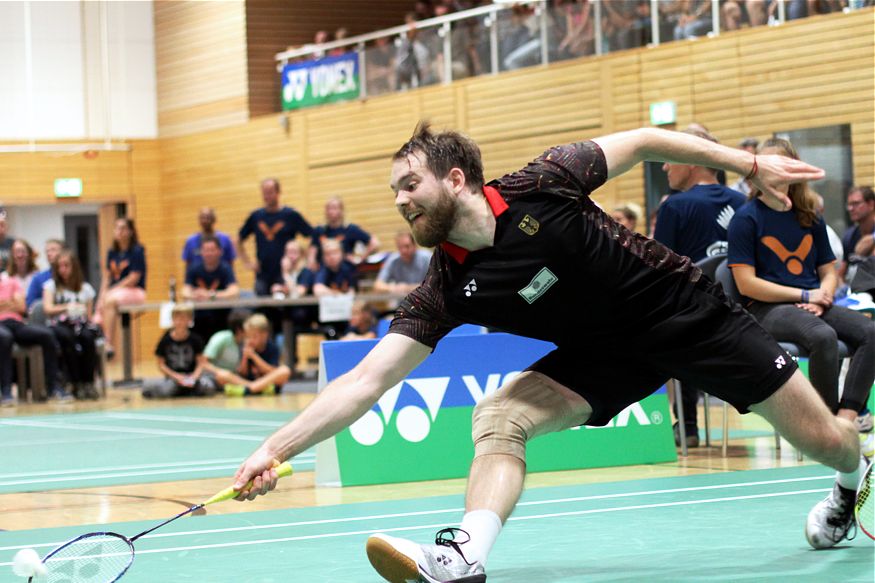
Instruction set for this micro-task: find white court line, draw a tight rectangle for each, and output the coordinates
[0,474,832,553]
[104,412,287,427]
[0,455,316,480]
[0,419,266,442]
[0,487,831,563]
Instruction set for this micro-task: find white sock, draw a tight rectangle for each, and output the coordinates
[458,509,502,567]
[836,457,866,491]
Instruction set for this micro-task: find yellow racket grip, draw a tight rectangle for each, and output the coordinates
[203,461,294,506]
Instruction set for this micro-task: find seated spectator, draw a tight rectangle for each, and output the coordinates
[308,197,379,269]
[366,36,397,96]
[217,313,291,396]
[396,13,432,89]
[181,235,240,342]
[0,271,68,405]
[728,137,875,427]
[373,231,432,294]
[7,239,39,293]
[0,211,12,272]
[340,301,378,340]
[502,4,542,70]
[272,240,315,298]
[95,218,147,360]
[42,250,100,400]
[838,185,874,285]
[204,308,251,374]
[26,239,65,311]
[730,138,759,196]
[313,239,358,297]
[610,204,640,232]
[673,0,712,39]
[181,207,236,269]
[142,303,215,399]
[328,27,348,57]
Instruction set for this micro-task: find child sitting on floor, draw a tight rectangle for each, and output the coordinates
[216,313,291,396]
[143,303,216,398]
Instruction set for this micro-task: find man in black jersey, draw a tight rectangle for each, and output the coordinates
[230,124,866,582]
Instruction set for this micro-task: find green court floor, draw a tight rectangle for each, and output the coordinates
[1,466,871,582]
[0,407,313,494]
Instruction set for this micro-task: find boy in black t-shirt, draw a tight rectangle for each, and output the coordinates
[142,304,216,398]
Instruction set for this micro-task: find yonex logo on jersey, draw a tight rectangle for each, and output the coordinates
[775,355,787,369]
[519,214,540,235]
[518,267,558,304]
[464,279,478,297]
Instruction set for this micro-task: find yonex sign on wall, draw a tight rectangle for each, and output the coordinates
[281,52,359,111]
[316,333,676,487]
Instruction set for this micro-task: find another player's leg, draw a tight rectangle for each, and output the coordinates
[367,371,592,583]
[749,369,865,548]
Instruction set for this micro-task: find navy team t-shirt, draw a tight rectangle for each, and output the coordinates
[106,245,147,290]
[728,198,835,290]
[239,207,312,284]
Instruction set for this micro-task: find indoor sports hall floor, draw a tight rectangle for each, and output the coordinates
[1,377,872,582]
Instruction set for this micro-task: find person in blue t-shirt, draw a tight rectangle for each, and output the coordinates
[313,239,358,296]
[95,218,147,359]
[26,239,65,310]
[728,138,874,428]
[307,197,379,269]
[654,128,746,263]
[182,235,240,343]
[181,207,236,269]
[238,178,313,296]
[214,313,291,396]
[838,185,874,285]
[653,128,746,445]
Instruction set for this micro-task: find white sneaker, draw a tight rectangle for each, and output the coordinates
[366,529,486,583]
[856,412,873,433]
[805,482,856,549]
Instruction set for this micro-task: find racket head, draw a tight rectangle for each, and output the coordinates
[856,460,874,541]
[29,532,135,583]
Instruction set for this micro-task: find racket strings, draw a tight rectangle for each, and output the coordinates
[43,535,133,583]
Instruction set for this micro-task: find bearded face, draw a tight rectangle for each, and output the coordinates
[408,183,458,247]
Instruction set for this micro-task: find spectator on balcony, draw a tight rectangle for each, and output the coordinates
[397,13,433,89]
[673,0,712,39]
[181,207,236,269]
[328,27,349,57]
[557,0,595,58]
[366,36,397,95]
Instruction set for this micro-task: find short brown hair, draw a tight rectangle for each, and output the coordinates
[393,122,485,191]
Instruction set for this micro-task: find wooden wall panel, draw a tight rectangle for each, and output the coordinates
[246,0,413,117]
[117,7,875,369]
[154,1,249,138]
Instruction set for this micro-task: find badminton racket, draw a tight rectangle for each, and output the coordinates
[26,461,293,583]
[856,459,874,541]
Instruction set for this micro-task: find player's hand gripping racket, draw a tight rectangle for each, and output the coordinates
[23,461,293,583]
[856,459,874,541]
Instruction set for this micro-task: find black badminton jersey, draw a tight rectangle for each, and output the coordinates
[389,141,705,349]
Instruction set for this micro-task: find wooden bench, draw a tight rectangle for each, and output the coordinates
[11,344,46,402]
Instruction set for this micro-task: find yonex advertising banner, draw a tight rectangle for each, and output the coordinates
[316,333,676,487]
[281,52,359,111]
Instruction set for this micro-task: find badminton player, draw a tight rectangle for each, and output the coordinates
[232,124,867,583]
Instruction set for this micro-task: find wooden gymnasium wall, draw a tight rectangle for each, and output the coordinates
[154,1,250,138]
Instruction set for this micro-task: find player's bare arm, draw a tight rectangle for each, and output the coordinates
[233,332,431,499]
[592,128,824,211]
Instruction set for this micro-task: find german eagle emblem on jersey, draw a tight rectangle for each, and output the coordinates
[518,214,539,236]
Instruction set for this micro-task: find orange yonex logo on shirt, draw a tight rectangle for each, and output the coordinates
[109,259,129,280]
[761,234,812,276]
[257,221,285,241]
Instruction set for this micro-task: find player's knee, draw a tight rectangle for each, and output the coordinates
[471,390,528,463]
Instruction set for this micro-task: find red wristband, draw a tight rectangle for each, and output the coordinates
[745,156,758,180]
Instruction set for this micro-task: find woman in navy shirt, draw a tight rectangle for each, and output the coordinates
[728,138,874,421]
[95,218,147,359]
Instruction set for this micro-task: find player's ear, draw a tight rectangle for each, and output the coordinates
[447,167,466,195]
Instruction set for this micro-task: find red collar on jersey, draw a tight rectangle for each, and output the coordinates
[440,185,508,264]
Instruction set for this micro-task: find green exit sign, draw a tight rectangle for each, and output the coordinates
[55,178,82,198]
[649,101,677,126]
